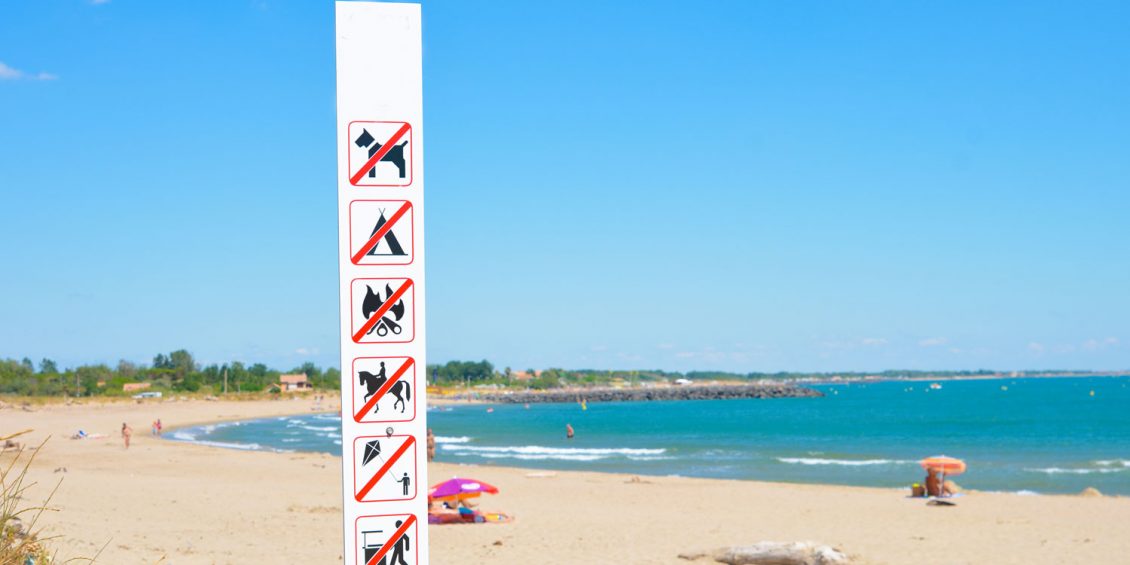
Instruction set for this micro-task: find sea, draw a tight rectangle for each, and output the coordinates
[168,376,1130,495]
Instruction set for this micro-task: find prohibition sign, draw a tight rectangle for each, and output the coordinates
[350,200,414,265]
[351,278,415,344]
[349,121,413,187]
[353,357,416,423]
[354,434,417,502]
[356,514,418,565]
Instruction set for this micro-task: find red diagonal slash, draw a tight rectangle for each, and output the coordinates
[352,279,413,343]
[356,436,416,501]
[364,514,417,565]
[351,201,412,264]
[350,123,411,185]
[354,358,415,422]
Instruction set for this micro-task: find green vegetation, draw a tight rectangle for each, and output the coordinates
[0,351,339,397]
[0,352,1118,398]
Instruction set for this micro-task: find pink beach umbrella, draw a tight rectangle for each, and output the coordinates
[428,477,499,501]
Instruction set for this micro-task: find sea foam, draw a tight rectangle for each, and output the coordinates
[777,457,912,466]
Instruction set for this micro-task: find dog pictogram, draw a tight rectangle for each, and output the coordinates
[348,122,413,187]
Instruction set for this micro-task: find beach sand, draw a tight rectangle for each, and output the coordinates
[2,399,1128,564]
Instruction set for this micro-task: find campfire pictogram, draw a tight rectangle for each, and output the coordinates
[362,283,406,336]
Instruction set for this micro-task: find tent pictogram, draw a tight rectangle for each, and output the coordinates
[355,513,418,565]
[349,200,414,266]
[348,121,413,187]
[353,357,417,424]
[350,278,415,344]
[353,434,418,502]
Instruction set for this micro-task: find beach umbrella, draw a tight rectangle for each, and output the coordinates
[919,455,966,476]
[429,477,499,501]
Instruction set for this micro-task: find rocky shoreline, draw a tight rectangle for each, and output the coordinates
[467,383,824,404]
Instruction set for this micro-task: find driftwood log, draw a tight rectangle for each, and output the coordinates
[679,542,852,565]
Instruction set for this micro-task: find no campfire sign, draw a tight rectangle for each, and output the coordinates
[336,3,428,564]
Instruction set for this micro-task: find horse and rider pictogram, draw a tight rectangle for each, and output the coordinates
[352,357,417,424]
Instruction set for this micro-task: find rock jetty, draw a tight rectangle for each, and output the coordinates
[471,384,823,404]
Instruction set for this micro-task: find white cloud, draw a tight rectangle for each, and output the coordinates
[1027,342,1045,353]
[294,347,319,356]
[0,62,22,80]
[918,337,948,347]
[90,0,111,5]
[0,62,58,81]
[861,337,888,346]
[1082,337,1119,352]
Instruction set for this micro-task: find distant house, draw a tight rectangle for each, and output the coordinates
[674,378,693,386]
[511,370,540,381]
[278,373,312,392]
[123,382,151,392]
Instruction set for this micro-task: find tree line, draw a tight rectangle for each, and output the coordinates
[0,351,1074,397]
[0,350,340,396]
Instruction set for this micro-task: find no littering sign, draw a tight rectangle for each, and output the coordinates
[356,513,418,565]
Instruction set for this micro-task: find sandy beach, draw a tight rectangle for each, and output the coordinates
[2,399,1128,564]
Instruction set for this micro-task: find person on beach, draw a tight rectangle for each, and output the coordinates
[156,419,162,437]
[925,470,954,497]
[121,422,133,449]
[426,428,435,462]
[566,423,574,439]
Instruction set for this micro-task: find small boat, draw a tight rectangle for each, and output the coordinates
[929,383,942,390]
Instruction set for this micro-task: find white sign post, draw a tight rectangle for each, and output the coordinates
[336,3,428,564]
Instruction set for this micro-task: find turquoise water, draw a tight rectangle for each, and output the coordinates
[170,376,1130,495]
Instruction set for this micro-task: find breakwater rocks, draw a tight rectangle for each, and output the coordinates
[472,384,824,404]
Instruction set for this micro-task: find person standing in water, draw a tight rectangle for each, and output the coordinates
[565,423,574,439]
[426,428,436,462]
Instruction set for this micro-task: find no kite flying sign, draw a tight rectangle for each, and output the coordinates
[336,3,428,564]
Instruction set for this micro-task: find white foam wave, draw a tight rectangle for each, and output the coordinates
[1025,467,1126,475]
[293,425,338,432]
[171,431,196,441]
[474,452,607,462]
[777,457,911,466]
[442,445,666,457]
[434,436,471,444]
[1094,460,1130,467]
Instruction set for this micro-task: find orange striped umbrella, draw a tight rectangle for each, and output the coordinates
[919,455,966,476]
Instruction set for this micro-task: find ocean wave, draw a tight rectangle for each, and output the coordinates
[1024,467,1126,475]
[777,457,911,466]
[1094,460,1130,468]
[441,444,666,457]
[434,436,471,444]
[171,431,196,441]
[473,453,607,462]
[291,424,338,432]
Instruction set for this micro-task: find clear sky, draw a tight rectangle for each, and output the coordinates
[1,1,1127,373]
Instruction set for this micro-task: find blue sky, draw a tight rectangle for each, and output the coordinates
[1,0,1127,373]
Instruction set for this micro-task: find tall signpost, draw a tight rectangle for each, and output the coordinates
[336,3,428,564]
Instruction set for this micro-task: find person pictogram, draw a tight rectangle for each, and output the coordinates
[388,520,410,565]
[397,472,411,496]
